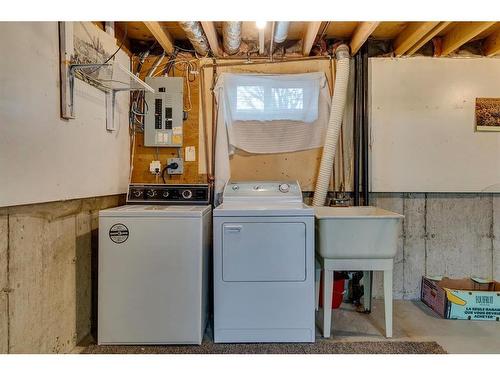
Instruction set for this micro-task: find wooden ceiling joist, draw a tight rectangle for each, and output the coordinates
[404,22,451,56]
[200,21,221,56]
[483,28,500,56]
[350,22,380,55]
[302,21,322,56]
[393,22,440,56]
[143,21,174,54]
[440,22,496,56]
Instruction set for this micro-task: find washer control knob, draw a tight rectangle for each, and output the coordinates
[182,189,193,199]
[279,183,290,193]
[232,185,239,191]
[146,189,156,198]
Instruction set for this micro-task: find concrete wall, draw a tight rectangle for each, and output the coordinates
[370,193,500,299]
[0,195,124,353]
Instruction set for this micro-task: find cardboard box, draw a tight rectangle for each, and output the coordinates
[421,276,500,321]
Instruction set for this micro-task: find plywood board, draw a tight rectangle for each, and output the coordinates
[370,57,500,193]
[199,58,354,192]
[130,56,206,184]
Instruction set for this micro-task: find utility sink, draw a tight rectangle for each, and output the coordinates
[315,206,404,259]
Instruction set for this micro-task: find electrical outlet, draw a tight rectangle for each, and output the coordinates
[167,157,183,174]
[149,160,161,175]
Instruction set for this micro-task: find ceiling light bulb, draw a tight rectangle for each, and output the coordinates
[256,21,267,30]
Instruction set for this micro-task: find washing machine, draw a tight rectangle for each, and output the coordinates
[98,184,211,345]
[213,181,315,343]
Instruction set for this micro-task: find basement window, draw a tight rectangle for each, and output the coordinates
[222,73,323,123]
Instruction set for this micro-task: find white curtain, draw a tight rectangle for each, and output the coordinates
[214,72,331,202]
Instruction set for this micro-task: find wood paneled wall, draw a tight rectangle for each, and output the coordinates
[130,56,207,184]
[199,58,353,192]
[132,56,353,192]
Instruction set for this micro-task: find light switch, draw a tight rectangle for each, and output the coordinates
[185,146,196,162]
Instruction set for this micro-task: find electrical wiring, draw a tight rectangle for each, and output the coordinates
[88,24,129,76]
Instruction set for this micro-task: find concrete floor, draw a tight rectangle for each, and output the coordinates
[325,300,500,354]
[74,300,500,354]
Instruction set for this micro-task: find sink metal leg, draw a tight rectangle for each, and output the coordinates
[363,271,373,312]
[315,261,321,311]
[323,269,334,338]
[383,269,393,338]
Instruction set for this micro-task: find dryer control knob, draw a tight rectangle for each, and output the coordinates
[182,190,193,199]
[279,183,290,193]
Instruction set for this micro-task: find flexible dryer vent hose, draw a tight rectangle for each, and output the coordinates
[312,44,351,206]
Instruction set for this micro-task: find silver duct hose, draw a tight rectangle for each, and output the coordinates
[312,44,351,206]
[273,21,289,43]
[222,21,242,55]
[178,21,210,55]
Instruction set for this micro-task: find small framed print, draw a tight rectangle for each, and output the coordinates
[476,98,500,132]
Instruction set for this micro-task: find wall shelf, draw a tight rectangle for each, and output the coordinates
[68,61,154,131]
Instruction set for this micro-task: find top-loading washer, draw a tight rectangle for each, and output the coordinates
[213,181,315,343]
[98,184,211,345]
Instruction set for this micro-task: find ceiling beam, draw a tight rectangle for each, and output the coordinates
[483,28,500,56]
[200,21,221,57]
[393,22,440,56]
[404,22,452,56]
[143,21,174,54]
[302,21,322,56]
[350,22,380,55]
[440,22,496,56]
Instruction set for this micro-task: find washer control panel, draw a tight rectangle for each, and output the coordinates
[127,184,210,204]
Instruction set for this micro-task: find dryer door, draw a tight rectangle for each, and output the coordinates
[222,221,306,282]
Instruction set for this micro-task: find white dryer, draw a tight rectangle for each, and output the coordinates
[213,181,315,343]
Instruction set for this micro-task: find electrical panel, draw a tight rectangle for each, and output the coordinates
[144,77,184,147]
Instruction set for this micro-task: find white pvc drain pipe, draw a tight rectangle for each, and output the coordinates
[312,44,351,206]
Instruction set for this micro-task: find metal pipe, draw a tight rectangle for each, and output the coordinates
[258,28,265,55]
[273,21,289,43]
[200,55,331,69]
[361,44,369,206]
[178,21,210,55]
[353,52,361,206]
[270,22,276,61]
[222,21,242,55]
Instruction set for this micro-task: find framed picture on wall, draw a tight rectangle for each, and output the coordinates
[475,98,500,132]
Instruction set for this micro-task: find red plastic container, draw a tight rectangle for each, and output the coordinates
[319,271,346,309]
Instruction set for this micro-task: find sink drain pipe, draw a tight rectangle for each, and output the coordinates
[312,44,351,206]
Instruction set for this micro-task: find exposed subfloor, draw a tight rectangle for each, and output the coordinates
[74,300,500,354]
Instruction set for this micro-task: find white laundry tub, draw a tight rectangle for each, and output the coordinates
[315,206,403,259]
